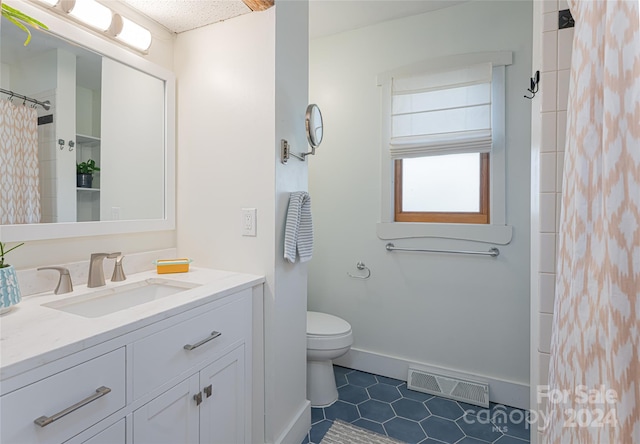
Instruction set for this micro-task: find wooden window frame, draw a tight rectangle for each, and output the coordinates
[394,153,490,224]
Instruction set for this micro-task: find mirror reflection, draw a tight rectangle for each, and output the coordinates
[0,21,166,225]
[305,103,323,148]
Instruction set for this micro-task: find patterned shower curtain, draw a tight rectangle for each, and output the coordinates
[544,0,639,443]
[0,99,41,224]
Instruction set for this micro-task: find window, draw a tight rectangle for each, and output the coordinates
[377,52,512,243]
[395,153,490,223]
[390,62,494,224]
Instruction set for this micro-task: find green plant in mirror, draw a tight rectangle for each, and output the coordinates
[0,242,24,268]
[1,3,48,46]
[77,159,101,175]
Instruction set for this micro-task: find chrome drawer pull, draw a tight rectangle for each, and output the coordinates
[183,331,222,351]
[34,386,111,427]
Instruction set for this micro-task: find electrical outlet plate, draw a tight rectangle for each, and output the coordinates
[241,208,257,236]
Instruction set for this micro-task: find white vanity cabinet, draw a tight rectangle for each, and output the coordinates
[132,290,251,444]
[81,419,126,444]
[0,278,261,444]
[133,346,246,444]
[131,290,251,400]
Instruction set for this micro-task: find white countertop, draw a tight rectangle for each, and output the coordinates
[0,267,264,381]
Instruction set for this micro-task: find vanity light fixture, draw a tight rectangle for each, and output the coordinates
[28,0,153,54]
[60,0,112,32]
[110,14,152,52]
[34,0,60,6]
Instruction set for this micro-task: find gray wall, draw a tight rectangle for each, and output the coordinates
[309,0,533,404]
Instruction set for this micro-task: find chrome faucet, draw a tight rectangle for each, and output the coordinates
[37,266,73,295]
[87,252,121,288]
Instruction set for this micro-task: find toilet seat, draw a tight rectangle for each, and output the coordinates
[307,311,351,336]
[307,311,353,350]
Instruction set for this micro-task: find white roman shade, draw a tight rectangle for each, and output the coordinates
[390,62,493,159]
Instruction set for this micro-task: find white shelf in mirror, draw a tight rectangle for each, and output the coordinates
[76,134,101,147]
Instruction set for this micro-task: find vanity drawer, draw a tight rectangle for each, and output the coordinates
[1,348,126,444]
[132,289,251,399]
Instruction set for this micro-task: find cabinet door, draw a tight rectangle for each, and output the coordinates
[133,375,199,444]
[80,419,125,444]
[199,346,246,444]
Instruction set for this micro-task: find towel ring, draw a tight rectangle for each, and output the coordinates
[347,262,371,280]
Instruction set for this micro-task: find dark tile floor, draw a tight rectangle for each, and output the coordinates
[302,366,531,444]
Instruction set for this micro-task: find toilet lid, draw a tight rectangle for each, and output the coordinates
[307,311,352,336]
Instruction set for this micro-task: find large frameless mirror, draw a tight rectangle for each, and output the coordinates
[0,1,175,241]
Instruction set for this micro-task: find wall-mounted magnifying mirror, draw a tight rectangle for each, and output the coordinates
[305,104,323,150]
[280,104,324,164]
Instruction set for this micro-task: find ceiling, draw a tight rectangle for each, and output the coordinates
[120,0,465,38]
[121,0,252,34]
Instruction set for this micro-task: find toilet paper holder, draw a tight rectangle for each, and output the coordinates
[347,262,371,280]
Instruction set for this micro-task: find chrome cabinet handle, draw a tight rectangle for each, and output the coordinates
[183,331,222,351]
[204,384,213,398]
[34,386,111,427]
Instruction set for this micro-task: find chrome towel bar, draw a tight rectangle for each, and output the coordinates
[385,243,499,257]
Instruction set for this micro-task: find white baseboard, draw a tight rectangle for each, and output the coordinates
[335,348,530,410]
[273,400,311,444]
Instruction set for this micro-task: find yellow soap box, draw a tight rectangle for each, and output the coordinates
[154,258,193,274]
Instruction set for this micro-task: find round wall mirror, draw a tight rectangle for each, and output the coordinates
[305,104,323,148]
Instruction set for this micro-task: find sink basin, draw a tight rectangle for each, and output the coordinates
[43,278,201,318]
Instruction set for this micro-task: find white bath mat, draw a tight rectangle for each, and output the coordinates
[320,420,405,444]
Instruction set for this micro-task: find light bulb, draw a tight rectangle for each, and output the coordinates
[36,0,60,6]
[66,0,112,31]
[113,15,152,52]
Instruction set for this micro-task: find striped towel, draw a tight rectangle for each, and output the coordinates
[284,191,313,263]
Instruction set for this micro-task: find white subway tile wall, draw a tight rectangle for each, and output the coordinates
[556,69,570,111]
[542,31,558,71]
[536,3,573,401]
[556,152,565,192]
[538,313,554,354]
[543,0,559,14]
[541,112,557,152]
[558,0,570,12]
[556,111,567,151]
[557,28,574,70]
[540,71,558,112]
[539,152,557,193]
[540,193,556,233]
[539,273,556,314]
[539,233,557,274]
[543,12,558,32]
[34,90,56,223]
[556,192,562,232]
[538,353,551,386]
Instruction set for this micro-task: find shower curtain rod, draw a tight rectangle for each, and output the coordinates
[0,88,51,111]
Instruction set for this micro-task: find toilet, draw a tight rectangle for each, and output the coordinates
[306,311,354,407]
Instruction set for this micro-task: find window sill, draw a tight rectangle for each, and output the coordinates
[376,222,513,245]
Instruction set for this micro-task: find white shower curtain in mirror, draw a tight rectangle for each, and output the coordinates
[545,0,639,443]
[0,99,41,224]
